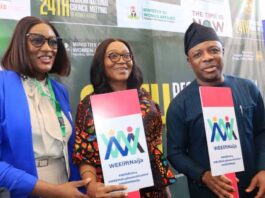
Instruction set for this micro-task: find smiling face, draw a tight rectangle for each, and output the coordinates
[187,40,224,86]
[26,23,58,80]
[104,41,133,89]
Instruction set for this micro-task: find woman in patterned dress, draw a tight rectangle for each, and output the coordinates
[73,38,176,198]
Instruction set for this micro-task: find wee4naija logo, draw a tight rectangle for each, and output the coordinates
[101,126,145,160]
[207,116,238,142]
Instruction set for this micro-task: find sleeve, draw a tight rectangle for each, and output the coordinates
[166,99,206,183]
[0,162,37,196]
[62,85,71,111]
[253,90,265,171]
[0,73,3,160]
[0,73,37,196]
[153,103,163,146]
[140,88,162,146]
[72,96,100,167]
[141,92,176,186]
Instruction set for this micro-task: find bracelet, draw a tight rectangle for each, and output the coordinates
[80,169,97,178]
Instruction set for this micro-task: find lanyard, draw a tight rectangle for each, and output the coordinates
[34,77,66,138]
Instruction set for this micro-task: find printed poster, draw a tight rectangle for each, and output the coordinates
[181,0,233,37]
[0,0,30,20]
[31,0,117,25]
[116,0,187,32]
[199,86,244,176]
[260,0,265,46]
[116,0,232,36]
[90,89,153,192]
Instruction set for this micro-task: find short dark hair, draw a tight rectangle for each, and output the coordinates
[1,16,70,77]
[90,38,143,94]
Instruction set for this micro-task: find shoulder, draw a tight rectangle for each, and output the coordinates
[49,78,71,99]
[138,88,159,106]
[50,78,66,90]
[77,92,94,110]
[167,80,200,117]
[170,80,198,104]
[81,92,94,103]
[139,87,151,100]
[225,75,254,86]
[0,70,18,79]
[0,70,20,87]
[225,75,256,86]
[0,70,14,75]
[225,75,260,94]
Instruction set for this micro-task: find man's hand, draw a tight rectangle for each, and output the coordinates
[201,171,236,198]
[246,170,265,198]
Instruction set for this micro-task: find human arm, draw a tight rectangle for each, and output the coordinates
[0,161,37,196]
[201,171,237,198]
[166,97,237,196]
[31,178,91,198]
[245,170,265,198]
[0,86,37,196]
[73,97,127,198]
[246,88,265,197]
[253,89,265,171]
[0,135,89,197]
[166,99,207,183]
[0,161,90,198]
[165,186,171,198]
[151,103,163,146]
[139,89,163,146]
[79,163,127,198]
[140,88,176,187]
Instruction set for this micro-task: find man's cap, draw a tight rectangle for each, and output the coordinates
[184,22,221,55]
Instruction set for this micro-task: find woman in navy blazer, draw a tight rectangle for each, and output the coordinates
[0,16,90,198]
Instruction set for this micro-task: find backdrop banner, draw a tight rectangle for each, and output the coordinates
[1,1,265,197]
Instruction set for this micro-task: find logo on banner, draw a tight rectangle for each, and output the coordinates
[101,126,145,160]
[207,116,238,142]
[128,5,140,19]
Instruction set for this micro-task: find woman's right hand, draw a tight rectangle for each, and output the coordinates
[53,179,91,198]
[32,178,91,198]
[87,181,128,198]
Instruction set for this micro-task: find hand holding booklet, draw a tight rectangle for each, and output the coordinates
[200,86,244,198]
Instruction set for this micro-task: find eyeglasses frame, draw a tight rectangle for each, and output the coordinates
[106,52,133,63]
[25,33,62,49]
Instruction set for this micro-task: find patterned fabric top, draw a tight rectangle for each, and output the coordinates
[73,88,176,197]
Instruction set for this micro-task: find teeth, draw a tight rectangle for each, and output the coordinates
[39,56,52,63]
[40,56,50,59]
[40,55,51,59]
[115,67,127,70]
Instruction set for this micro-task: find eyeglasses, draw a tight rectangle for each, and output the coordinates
[106,53,133,63]
[26,33,62,49]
